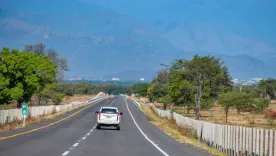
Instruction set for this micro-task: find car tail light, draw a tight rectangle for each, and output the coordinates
[98,112,101,120]
[116,112,119,121]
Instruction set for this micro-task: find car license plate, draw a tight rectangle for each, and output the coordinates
[106,115,111,118]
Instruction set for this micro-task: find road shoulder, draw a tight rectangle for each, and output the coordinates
[127,98,225,156]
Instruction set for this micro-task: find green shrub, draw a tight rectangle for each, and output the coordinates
[254,98,270,113]
[51,93,65,105]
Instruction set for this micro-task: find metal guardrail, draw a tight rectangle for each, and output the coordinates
[85,96,105,105]
[131,98,141,108]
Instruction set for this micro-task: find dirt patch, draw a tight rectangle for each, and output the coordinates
[60,94,96,105]
[0,95,97,110]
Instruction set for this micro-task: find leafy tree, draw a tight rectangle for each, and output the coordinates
[102,84,117,95]
[25,43,69,80]
[168,55,232,119]
[235,93,254,113]
[47,48,69,80]
[74,82,90,94]
[25,43,46,56]
[147,84,156,103]
[218,92,236,123]
[259,79,276,99]
[0,47,57,108]
[125,86,134,96]
[147,69,169,108]
[168,79,194,105]
[167,59,194,110]
[254,98,270,113]
[132,83,149,97]
[160,94,171,110]
[219,92,254,122]
[38,83,65,105]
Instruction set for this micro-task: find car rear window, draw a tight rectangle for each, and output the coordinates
[101,108,117,114]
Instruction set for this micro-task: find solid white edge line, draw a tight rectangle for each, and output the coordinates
[123,98,170,156]
[62,151,70,156]
[73,143,79,147]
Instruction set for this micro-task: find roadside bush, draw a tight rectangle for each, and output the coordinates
[201,98,215,110]
[51,93,65,105]
[254,98,270,113]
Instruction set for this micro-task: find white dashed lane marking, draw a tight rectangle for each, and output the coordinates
[62,151,70,156]
[109,98,117,106]
[61,99,114,155]
[60,124,96,156]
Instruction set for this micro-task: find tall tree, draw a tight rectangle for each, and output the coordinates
[259,79,276,99]
[47,48,69,80]
[0,47,58,108]
[218,92,236,123]
[132,83,149,97]
[167,60,194,108]
[147,69,170,109]
[25,43,69,80]
[219,92,254,122]
[25,43,46,56]
[168,55,232,119]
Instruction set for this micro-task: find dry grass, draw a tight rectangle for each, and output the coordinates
[0,95,97,110]
[140,103,226,156]
[60,94,96,104]
[151,100,276,130]
[0,104,17,110]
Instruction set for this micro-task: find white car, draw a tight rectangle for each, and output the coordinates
[95,107,123,130]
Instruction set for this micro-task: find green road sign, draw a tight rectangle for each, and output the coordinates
[21,104,28,116]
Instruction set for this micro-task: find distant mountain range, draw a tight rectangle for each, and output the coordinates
[0,0,276,80]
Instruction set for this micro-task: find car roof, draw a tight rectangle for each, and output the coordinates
[100,107,118,109]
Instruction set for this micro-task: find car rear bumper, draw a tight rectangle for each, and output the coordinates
[97,120,120,125]
[98,123,119,127]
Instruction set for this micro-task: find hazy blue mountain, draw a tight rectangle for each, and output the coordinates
[0,7,189,78]
[0,0,276,80]
[82,0,276,41]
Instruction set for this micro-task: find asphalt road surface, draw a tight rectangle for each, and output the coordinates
[0,97,211,156]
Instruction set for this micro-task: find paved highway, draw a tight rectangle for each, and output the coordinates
[0,97,210,156]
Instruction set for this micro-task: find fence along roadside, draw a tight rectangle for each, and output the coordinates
[134,99,275,156]
[0,93,105,124]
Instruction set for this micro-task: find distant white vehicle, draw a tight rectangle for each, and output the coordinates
[95,107,123,130]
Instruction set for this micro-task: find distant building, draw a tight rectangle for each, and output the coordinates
[64,77,81,81]
[140,78,145,81]
[232,79,239,84]
[112,78,120,81]
[251,78,263,81]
